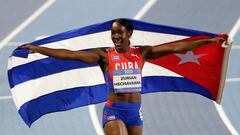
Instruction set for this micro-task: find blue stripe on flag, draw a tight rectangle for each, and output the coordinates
[131,20,216,37]
[18,84,107,127]
[142,76,213,100]
[8,58,97,88]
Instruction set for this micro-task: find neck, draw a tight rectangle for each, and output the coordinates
[115,41,130,53]
[115,46,130,53]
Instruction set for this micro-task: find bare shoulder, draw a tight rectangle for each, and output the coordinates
[133,45,152,51]
[138,45,153,59]
[94,47,109,64]
[94,47,108,57]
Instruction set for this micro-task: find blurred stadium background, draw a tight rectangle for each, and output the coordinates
[0,0,239,135]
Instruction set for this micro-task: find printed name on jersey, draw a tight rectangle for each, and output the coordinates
[114,81,141,86]
[113,69,142,93]
[121,76,137,80]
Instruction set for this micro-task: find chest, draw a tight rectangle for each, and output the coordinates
[108,48,142,70]
[107,48,142,80]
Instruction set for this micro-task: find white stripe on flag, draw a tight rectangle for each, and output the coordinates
[8,31,187,70]
[143,62,182,77]
[12,66,105,109]
[132,30,187,45]
[8,55,48,70]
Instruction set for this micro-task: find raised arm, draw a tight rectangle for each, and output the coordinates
[141,37,226,60]
[20,44,106,64]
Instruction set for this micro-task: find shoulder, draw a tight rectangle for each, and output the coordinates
[131,45,152,50]
[92,47,109,53]
[93,47,110,60]
[104,47,114,52]
[132,45,153,60]
[132,45,152,54]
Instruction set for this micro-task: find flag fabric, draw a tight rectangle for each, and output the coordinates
[7,19,230,127]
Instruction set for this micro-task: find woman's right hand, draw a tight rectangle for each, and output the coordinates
[19,44,38,53]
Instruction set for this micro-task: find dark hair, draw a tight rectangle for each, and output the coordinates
[113,18,134,32]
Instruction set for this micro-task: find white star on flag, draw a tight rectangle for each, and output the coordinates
[175,51,206,65]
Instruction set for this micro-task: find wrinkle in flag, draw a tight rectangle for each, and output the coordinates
[7,19,230,127]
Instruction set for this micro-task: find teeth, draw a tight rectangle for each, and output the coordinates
[115,42,121,45]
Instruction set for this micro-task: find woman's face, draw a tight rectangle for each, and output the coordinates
[111,22,132,52]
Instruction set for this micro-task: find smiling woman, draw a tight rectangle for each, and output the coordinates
[111,19,133,52]
[18,18,226,135]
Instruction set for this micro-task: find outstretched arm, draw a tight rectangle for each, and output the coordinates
[141,37,226,60]
[20,44,106,64]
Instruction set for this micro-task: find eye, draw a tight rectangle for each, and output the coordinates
[111,30,123,36]
[118,31,123,35]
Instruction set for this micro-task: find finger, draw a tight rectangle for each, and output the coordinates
[226,38,233,45]
[18,44,28,49]
[219,37,226,42]
[18,46,26,49]
[29,50,34,53]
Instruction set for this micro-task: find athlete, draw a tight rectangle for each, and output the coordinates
[20,19,226,135]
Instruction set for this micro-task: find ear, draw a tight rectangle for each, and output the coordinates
[128,31,133,37]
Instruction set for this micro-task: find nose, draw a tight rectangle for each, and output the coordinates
[113,34,121,41]
[113,32,121,38]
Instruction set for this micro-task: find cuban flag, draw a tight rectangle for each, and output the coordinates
[7,19,230,127]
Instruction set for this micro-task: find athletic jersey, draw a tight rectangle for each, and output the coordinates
[104,47,143,93]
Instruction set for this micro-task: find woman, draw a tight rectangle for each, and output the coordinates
[21,19,225,135]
